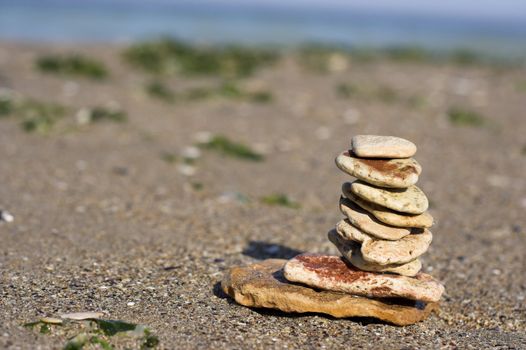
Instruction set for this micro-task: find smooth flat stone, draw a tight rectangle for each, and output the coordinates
[350,180,428,214]
[335,218,371,242]
[343,183,434,228]
[351,135,417,158]
[60,312,104,320]
[40,317,63,325]
[335,151,421,188]
[336,220,433,265]
[339,196,412,240]
[284,254,444,303]
[221,258,438,326]
[329,230,422,276]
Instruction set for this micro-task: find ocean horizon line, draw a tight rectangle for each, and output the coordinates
[1,1,525,58]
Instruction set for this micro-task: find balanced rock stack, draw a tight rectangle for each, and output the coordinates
[222,135,444,326]
[329,135,435,276]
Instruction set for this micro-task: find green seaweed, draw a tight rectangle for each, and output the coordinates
[160,152,178,164]
[145,80,176,102]
[160,152,197,164]
[0,95,14,116]
[87,107,127,123]
[0,94,127,132]
[376,86,399,103]
[448,107,487,127]
[407,95,428,109]
[450,49,480,65]
[336,83,360,98]
[142,329,160,349]
[198,135,263,161]
[191,182,204,191]
[36,54,108,79]
[17,99,65,134]
[123,38,277,77]
[383,46,430,62]
[39,324,51,334]
[1,96,64,133]
[261,194,300,209]
[23,321,41,329]
[88,336,113,350]
[336,83,400,103]
[297,44,516,67]
[183,82,272,103]
[92,319,137,336]
[296,44,349,72]
[250,91,273,103]
[63,333,89,350]
[516,81,526,92]
[24,317,159,349]
[185,87,214,101]
[142,78,272,104]
[217,81,243,98]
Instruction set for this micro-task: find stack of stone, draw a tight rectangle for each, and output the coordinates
[283,136,444,312]
[222,135,444,326]
[331,135,434,277]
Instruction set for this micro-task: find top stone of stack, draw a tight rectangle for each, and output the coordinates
[351,135,417,158]
[336,135,421,188]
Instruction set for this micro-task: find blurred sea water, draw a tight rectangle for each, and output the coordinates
[0,0,525,58]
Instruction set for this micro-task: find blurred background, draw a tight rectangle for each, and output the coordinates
[1,0,526,56]
[1,1,526,348]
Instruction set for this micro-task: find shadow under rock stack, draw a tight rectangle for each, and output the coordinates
[222,135,444,326]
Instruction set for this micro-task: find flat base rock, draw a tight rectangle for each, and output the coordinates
[221,259,438,326]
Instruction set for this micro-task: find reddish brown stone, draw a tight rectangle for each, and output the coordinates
[295,254,374,283]
[285,253,444,302]
[336,151,422,188]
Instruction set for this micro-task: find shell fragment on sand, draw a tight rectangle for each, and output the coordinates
[335,151,421,188]
[221,258,438,326]
[343,183,433,228]
[339,196,413,240]
[329,230,422,276]
[351,135,417,158]
[60,312,104,320]
[336,219,433,265]
[40,317,63,325]
[284,254,444,303]
[350,180,428,214]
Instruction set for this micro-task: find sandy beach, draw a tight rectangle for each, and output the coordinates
[0,41,525,349]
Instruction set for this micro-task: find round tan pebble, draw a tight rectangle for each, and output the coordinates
[343,183,434,228]
[328,230,422,276]
[335,219,433,265]
[339,197,412,240]
[350,180,428,214]
[335,219,370,243]
[335,151,421,188]
[351,135,417,158]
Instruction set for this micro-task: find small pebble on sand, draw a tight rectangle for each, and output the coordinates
[0,210,14,223]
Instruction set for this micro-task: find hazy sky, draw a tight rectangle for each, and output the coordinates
[189,0,526,21]
[5,0,526,22]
